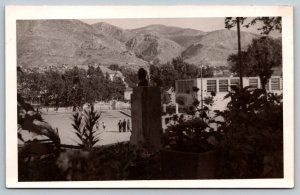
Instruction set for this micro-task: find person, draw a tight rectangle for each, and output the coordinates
[118,120,122,133]
[122,119,126,132]
[102,122,106,131]
[96,121,99,130]
[127,119,130,132]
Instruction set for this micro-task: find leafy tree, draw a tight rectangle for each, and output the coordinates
[225,17,282,87]
[227,36,282,90]
[44,69,65,109]
[110,77,126,100]
[121,67,139,88]
[149,65,162,87]
[160,62,179,89]
[216,86,283,178]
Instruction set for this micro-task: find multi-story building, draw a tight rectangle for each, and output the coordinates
[175,76,283,111]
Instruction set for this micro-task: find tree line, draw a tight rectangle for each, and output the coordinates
[17,58,213,110]
[17,65,126,110]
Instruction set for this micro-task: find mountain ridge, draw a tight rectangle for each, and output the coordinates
[17,19,266,71]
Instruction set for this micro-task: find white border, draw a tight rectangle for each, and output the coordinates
[5,5,294,188]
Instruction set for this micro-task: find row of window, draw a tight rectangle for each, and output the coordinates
[176,78,281,93]
[207,79,240,92]
[206,78,281,92]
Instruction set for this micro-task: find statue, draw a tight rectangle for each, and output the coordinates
[137,68,149,87]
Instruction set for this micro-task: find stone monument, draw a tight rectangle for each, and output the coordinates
[130,68,162,149]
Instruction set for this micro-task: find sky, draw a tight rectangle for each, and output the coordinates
[80,17,281,37]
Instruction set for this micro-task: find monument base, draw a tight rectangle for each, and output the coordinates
[130,87,162,149]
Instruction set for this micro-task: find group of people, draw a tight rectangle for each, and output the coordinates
[118,119,130,132]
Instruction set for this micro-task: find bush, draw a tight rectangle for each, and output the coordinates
[163,118,222,153]
[216,86,283,178]
[72,105,102,151]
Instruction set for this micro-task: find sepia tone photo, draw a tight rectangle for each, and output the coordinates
[6,6,294,188]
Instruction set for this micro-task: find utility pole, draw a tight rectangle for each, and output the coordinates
[236,17,243,88]
[200,64,203,109]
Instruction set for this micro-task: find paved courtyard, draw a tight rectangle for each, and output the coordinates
[42,110,131,146]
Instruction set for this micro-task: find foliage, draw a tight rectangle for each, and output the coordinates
[228,36,282,89]
[120,67,139,88]
[149,57,213,90]
[18,66,127,109]
[215,86,283,178]
[225,17,282,35]
[18,92,62,181]
[72,105,102,151]
[163,118,222,153]
[175,96,185,106]
[56,142,162,181]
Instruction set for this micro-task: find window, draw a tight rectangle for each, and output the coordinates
[230,79,240,86]
[207,80,217,92]
[249,78,258,88]
[219,79,229,92]
[176,80,195,93]
[230,79,240,90]
[271,78,280,90]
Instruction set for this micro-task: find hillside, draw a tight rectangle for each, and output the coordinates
[17,20,264,71]
[17,20,148,69]
[126,33,184,64]
[92,22,134,42]
[131,24,207,48]
[182,29,259,66]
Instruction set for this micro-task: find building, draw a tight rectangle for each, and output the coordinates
[99,66,125,82]
[124,87,133,101]
[175,76,283,111]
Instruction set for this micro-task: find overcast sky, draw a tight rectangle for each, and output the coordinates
[80,17,281,37]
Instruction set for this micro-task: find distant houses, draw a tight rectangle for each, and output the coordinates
[98,66,125,82]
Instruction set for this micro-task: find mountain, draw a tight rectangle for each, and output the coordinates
[126,33,184,64]
[131,24,207,48]
[92,22,134,42]
[17,20,262,71]
[17,20,148,69]
[182,29,259,66]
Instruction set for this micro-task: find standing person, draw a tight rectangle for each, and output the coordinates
[122,119,126,132]
[102,122,106,131]
[127,119,130,132]
[118,120,122,133]
[96,120,99,130]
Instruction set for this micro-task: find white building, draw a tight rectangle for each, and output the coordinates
[175,76,283,111]
[124,87,133,101]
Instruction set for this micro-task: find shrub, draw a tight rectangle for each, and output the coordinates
[163,118,222,153]
[72,105,102,151]
[216,86,283,178]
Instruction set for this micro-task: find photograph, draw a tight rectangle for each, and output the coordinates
[6,5,294,188]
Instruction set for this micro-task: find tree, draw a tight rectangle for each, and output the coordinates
[227,36,282,90]
[44,69,65,109]
[149,65,162,87]
[110,77,126,100]
[227,51,249,75]
[121,67,139,88]
[160,62,178,89]
[225,17,282,88]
